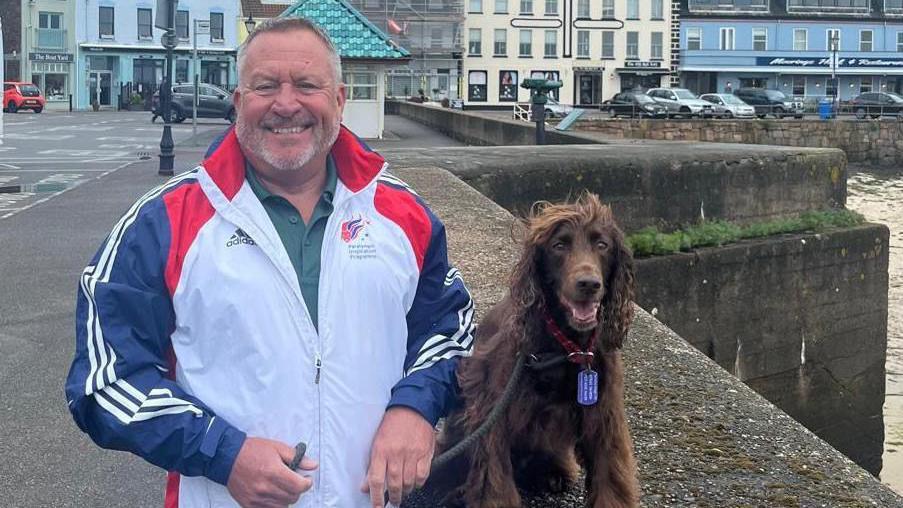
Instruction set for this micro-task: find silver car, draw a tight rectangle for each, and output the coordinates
[699,93,756,119]
[647,87,716,118]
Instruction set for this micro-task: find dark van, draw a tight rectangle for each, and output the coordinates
[734,88,804,119]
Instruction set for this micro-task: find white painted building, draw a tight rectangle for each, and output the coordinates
[20,0,79,110]
[463,0,673,107]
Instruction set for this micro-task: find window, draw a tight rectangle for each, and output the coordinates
[720,27,735,50]
[687,27,701,50]
[176,60,189,83]
[651,32,663,59]
[602,0,615,16]
[827,29,840,51]
[495,0,508,13]
[577,0,590,17]
[752,27,767,51]
[651,0,664,18]
[826,77,837,98]
[520,29,532,56]
[210,12,224,41]
[344,72,377,100]
[577,31,590,57]
[601,31,614,57]
[898,32,903,52]
[469,0,482,12]
[499,70,518,101]
[792,76,805,96]
[431,27,444,48]
[627,0,639,18]
[860,30,873,52]
[793,28,807,51]
[544,30,557,56]
[494,29,507,56]
[176,10,189,40]
[545,0,558,14]
[520,0,533,13]
[468,28,482,55]
[468,70,487,101]
[37,12,64,48]
[626,31,639,59]
[138,8,152,39]
[39,12,62,29]
[99,6,114,38]
[860,76,872,93]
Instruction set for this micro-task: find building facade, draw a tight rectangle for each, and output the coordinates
[345,0,464,101]
[74,0,240,110]
[679,0,903,100]
[20,0,77,109]
[463,0,674,107]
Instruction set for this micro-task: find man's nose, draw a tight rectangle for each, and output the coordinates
[270,83,304,114]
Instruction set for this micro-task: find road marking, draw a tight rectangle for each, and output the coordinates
[0,160,136,220]
[0,168,121,173]
[0,176,19,185]
[0,163,20,169]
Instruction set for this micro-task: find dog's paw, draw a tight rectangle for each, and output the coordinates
[544,470,576,494]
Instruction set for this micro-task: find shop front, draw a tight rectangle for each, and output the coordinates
[29,52,74,109]
[616,61,670,92]
[574,66,605,106]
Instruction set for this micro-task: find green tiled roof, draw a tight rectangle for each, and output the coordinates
[281,0,410,60]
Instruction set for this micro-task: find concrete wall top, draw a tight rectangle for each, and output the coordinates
[390,162,903,506]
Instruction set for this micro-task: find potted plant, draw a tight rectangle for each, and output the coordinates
[91,99,100,112]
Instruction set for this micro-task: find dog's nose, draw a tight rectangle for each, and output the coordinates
[576,276,603,295]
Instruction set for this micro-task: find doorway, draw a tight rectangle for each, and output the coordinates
[577,74,603,106]
[87,70,112,106]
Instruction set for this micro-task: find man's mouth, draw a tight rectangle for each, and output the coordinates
[266,125,310,135]
[560,297,600,329]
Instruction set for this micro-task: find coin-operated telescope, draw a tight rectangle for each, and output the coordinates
[520,79,563,145]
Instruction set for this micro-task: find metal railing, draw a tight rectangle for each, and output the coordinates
[513,103,531,122]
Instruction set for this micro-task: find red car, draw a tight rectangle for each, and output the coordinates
[3,81,46,113]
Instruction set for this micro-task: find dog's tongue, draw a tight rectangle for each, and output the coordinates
[571,301,599,322]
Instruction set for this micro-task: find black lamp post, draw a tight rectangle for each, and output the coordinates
[830,32,839,109]
[158,0,178,176]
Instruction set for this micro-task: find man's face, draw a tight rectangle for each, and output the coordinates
[234,29,346,173]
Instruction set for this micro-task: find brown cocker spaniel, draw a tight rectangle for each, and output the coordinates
[437,193,639,508]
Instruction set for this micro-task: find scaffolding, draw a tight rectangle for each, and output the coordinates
[346,0,464,99]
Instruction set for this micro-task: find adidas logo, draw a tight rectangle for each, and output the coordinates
[226,228,256,248]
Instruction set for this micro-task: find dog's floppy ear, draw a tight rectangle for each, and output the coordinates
[600,226,635,351]
[509,218,543,312]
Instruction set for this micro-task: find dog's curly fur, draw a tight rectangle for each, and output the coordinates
[436,193,639,508]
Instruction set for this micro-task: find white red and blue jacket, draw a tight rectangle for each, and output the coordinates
[65,126,475,507]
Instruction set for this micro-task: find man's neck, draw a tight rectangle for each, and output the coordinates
[252,153,329,222]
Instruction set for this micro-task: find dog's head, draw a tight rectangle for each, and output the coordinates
[511,192,635,350]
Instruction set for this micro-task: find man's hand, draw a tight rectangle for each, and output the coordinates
[361,407,436,507]
[227,437,318,508]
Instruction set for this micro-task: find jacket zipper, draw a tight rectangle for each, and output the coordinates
[314,353,322,384]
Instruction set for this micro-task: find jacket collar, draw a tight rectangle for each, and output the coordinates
[202,124,386,202]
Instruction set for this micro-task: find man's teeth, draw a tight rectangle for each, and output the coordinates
[270,126,306,134]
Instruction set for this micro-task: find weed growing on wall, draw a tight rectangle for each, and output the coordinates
[628,209,865,257]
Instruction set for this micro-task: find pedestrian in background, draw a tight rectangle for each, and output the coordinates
[65,16,474,508]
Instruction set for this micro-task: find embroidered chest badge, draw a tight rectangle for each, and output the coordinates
[340,216,369,243]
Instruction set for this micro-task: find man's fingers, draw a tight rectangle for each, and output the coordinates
[415,455,432,488]
[297,456,319,471]
[274,441,299,466]
[386,459,404,506]
[270,466,311,497]
[366,455,387,508]
[402,457,418,497]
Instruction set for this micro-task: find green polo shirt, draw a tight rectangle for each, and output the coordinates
[245,157,337,331]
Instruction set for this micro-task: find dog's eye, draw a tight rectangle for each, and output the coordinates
[552,241,567,250]
[596,240,609,249]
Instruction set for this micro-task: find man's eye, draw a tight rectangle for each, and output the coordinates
[296,82,322,92]
[254,83,277,93]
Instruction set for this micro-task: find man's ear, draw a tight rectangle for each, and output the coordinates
[232,87,242,114]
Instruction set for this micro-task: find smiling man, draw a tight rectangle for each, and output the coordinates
[66,17,474,508]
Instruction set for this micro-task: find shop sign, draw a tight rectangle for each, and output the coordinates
[574,66,605,72]
[757,56,903,68]
[30,52,73,62]
[624,61,661,68]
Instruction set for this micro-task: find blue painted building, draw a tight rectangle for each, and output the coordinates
[678,0,903,100]
[75,0,240,110]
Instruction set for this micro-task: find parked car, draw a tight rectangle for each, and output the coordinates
[604,92,668,118]
[152,83,235,123]
[849,92,903,120]
[646,87,715,118]
[544,97,574,118]
[3,81,46,113]
[733,87,804,119]
[699,93,756,119]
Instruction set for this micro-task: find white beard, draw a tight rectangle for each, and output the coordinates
[236,115,340,172]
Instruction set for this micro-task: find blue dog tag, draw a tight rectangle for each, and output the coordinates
[577,368,598,406]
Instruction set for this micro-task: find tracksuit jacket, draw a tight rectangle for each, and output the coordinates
[65,126,475,507]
